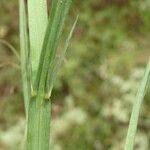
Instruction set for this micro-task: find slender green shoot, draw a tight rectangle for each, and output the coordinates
[19,0,74,149]
[19,0,30,116]
[46,15,78,97]
[24,0,73,150]
[124,59,150,150]
[27,0,48,83]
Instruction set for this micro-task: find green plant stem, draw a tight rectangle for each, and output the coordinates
[26,1,72,150]
[124,59,150,150]
[19,0,30,116]
[27,96,51,150]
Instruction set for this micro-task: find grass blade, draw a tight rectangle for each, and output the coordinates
[46,15,78,97]
[35,0,72,91]
[27,0,48,82]
[124,60,150,150]
[19,0,30,116]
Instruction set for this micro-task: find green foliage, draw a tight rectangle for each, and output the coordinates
[19,0,30,115]
[0,0,150,150]
[19,0,73,149]
[27,0,48,82]
[124,60,150,150]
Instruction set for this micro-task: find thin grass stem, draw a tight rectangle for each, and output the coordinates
[124,59,150,150]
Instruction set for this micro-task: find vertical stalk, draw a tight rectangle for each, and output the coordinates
[124,60,150,150]
[27,0,49,150]
[26,1,72,150]
[27,96,51,150]
[19,0,30,116]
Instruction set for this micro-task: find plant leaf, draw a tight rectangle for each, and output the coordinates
[46,15,78,97]
[35,0,72,92]
[124,59,150,150]
[26,1,72,150]
[19,0,30,116]
[27,0,48,82]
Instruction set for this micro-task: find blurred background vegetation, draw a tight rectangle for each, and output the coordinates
[0,0,150,149]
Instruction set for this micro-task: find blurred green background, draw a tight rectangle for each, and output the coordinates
[0,0,150,149]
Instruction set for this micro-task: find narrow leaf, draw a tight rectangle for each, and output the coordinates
[27,0,48,82]
[124,59,150,150]
[46,15,78,97]
[19,0,30,116]
[35,0,72,92]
